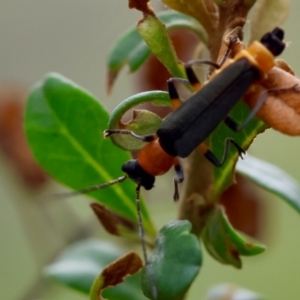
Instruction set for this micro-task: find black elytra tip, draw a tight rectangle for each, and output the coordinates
[260,28,285,56]
[272,27,284,40]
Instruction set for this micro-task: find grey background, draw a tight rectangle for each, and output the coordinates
[1,1,300,299]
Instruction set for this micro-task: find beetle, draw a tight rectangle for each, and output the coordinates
[157,27,287,165]
[104,28,288,194]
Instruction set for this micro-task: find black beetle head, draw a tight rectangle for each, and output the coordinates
[122,160,155,190]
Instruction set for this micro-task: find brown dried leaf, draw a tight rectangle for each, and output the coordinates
[101,251,143,287]
[128,0,155,16]
[226,16,247,35]
[0,85,48,188]
[214,0,256,6]
[275,59,295,75]
[220,174,264,239]
[161,0,219,34]
[105,70,118,96]
[90,203,136,236]
[216,0,255,28]
[201,0,219,29]
[90,251,143,300]
[244,66,300,135]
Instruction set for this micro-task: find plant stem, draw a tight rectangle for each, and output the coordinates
[177,150,215,236]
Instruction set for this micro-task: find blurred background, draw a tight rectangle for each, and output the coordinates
[1,1,300,299]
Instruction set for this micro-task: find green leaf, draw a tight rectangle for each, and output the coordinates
[45,239,146,300]
[202,206,265,268]
[206,283,266,300]
[24,73,156,236]
[141,220,202,300]
[137,14,186,80]
[107,91,171,150]
[107,11,207,92]
[250,0,290,42]
[236,154,300,214]
[211,101,267,198]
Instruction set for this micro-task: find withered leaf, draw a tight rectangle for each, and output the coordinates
[90,251,143,300]
[216,0,254,29]
[128,0,155,16]
[275,59,295,75]
[161,0,218,34]
[244,66,300,136]
[220,174,264,239]
[201,0,219,29]
[0,85,47,188]
[90,203,136,236]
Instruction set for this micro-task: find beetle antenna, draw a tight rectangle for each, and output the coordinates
[52,175,128,198]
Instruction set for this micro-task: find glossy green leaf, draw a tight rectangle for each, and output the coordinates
[236,154,300,214]
[137,14,186,80]
[45,239,146,300]
[107,91,171,150]
[206,283,266,300]
[250,0,290,42]
[210,101,267,199]
[141,220,202,300]
[107,11,207,92]
[24,73,155,236]
[202,206,265,268]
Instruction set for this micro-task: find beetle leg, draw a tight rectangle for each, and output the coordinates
[167,78,189,110]
[104,129,156,142]
[198,138,245,167]
[223,115,240,131]
[173,158,184,201]
[185,59,221,90]
[168,60,221,110]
